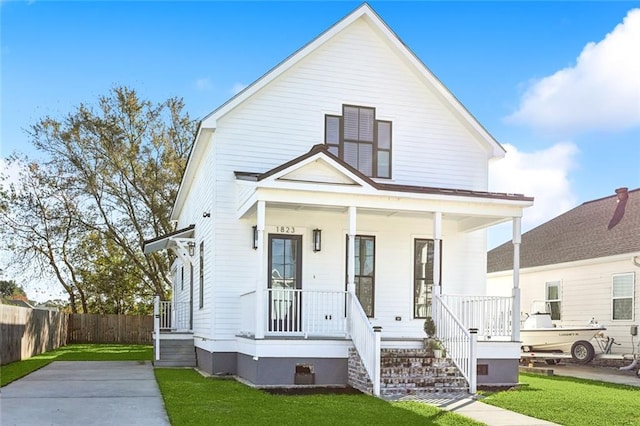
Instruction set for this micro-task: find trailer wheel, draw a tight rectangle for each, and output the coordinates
[571,340,595,364]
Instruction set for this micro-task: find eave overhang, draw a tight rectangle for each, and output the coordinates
[142,224,196,265]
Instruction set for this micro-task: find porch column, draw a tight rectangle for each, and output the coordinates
[432,212,442,297]
[347,206,357,294]
[255,200,266,339]
[511,217,522,342]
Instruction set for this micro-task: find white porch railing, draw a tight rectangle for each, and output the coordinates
[347,291,381,397]
[433,293,478,394]
[440,295,513,340]
[239,289,348,337]
[157,299,191,331]
[265,288,347,336]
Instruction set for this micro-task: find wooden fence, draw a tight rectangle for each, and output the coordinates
[68,313,153,344]
[1,305,153,365]
[1,305,69,365]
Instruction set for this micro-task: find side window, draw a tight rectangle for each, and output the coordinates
[612,273,634,320]
[181,266,184,291]
[199,241,204,309]
[325,105,392,178]
[545,281,561,320]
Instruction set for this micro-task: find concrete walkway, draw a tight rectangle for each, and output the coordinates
[395,393,560,426]
[0,361,170,426]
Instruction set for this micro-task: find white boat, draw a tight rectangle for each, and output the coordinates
[520,310,606,363]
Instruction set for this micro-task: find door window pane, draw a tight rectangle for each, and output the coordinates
[414,239,435,318]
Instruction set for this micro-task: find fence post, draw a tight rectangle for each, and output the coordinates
[373,325,382,397]
[154,296,160,361]
[469,328,478,394]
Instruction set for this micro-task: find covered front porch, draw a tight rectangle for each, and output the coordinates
[148,146,533,395]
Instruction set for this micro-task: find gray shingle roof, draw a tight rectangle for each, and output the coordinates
[487,188,640,273]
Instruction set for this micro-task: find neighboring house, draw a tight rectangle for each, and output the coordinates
[488,187,640,354]
[143,4,533,396]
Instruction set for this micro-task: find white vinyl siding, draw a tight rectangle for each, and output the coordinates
[612,273,634,320]
[545,281,561,320]
[215,18,489,191]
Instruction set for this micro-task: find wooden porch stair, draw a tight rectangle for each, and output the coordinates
[349,348,469,398]
[153,334,196,367]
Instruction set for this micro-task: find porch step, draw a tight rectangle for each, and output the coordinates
[379,349,468,398]
[154,338,196,368]
[348,347,469,397]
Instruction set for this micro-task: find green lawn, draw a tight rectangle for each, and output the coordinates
[155,368,483,426]
[0,343,152,386]
[482,373,640,426]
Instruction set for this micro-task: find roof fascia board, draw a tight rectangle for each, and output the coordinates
[359,6,505,158]
[259,152,373,189]
[171,128,213,220]
[202,5,371,129]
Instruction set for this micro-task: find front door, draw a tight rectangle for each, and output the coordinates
[268,234,302,332]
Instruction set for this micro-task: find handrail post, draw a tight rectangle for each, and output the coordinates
[469,328,478,394]
[154,296,160,361]
[373,326,382,397]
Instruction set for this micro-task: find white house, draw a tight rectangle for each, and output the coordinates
[488,187,640,356]
[144,4,533,396]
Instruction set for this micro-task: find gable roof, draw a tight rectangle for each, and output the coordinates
[487,188,640,273]
[200,3,505,158]
[172,3,506,220]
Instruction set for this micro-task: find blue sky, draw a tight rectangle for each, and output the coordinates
[2,1,639,250]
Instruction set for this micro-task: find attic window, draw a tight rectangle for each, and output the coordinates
[325,105,392,178]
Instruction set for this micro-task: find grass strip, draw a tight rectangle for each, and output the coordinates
[155,368,483,426]
[1,343,153,386]
[482,373,640,426]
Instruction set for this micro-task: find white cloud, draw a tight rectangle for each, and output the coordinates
[488,142,579,246]
[231,82,248,95]
[507,8,640,135]
[195,78,213,91]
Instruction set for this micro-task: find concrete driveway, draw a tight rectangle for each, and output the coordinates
[0,361,170,426]
[550,362,640,387]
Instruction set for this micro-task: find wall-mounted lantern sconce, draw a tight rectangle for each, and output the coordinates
[313,229,322,252]
[252,226,258,250]
[187,241,196,257]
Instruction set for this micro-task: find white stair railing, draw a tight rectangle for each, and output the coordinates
[433,293,478,394]
[440,294,513,340]
[348,292,381,396]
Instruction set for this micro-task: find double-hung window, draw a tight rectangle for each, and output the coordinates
[346,235,375,317]
[325,105,392,178]
[545,281,561,320]
[612,273,634,320]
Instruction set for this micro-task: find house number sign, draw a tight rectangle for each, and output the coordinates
[275,226,296,234]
